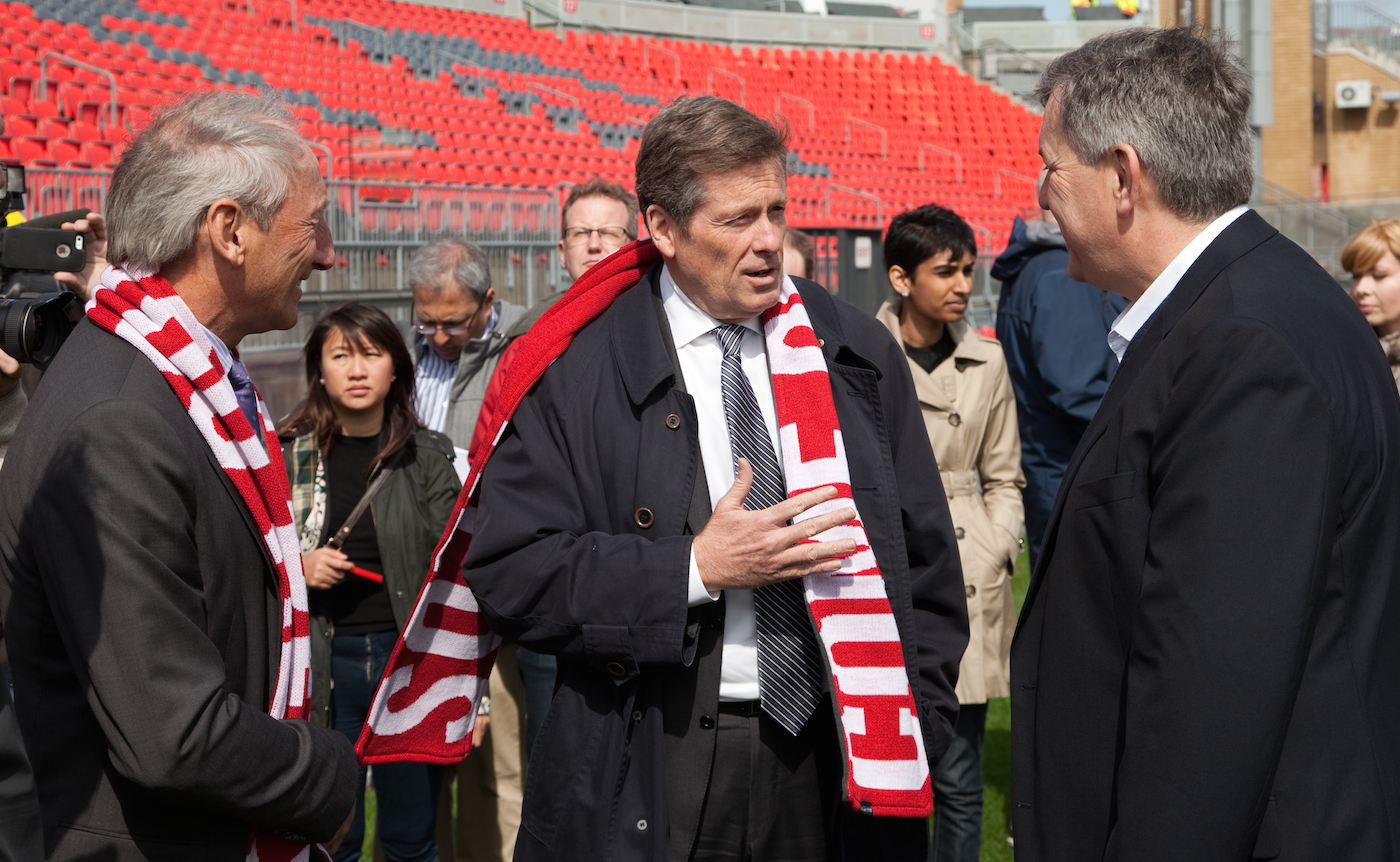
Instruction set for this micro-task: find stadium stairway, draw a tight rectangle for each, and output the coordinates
[0,0,1041,245]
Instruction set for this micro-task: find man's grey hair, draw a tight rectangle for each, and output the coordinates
[106,91,311,272]
[1035,27,1253,223]
[406,239,491,300]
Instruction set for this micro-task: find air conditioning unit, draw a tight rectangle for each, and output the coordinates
[1337,80,1373,109]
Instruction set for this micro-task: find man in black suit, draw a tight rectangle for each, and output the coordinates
[464,96,969,862]
[0,92,357,861]
[1011,28,1400,861]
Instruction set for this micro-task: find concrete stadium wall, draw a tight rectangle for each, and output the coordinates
[391,0,952,55]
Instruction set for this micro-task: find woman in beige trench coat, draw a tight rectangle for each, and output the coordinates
[879,204,1025,862]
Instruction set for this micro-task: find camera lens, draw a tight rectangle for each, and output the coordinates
[0,292,77,369]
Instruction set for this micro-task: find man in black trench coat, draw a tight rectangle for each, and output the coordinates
[1012,28,1400,862]
[463,96,969,862]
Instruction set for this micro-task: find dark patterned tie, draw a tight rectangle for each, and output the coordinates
[226,356,261,433]
[713,324,827,735]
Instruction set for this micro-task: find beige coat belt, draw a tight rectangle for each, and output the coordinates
[940,469,979,499]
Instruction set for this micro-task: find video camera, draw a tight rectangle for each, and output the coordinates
[0,162,88,370]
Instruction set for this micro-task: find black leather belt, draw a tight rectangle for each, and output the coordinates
[716,699,763,717]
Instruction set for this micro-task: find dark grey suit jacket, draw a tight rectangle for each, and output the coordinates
[0,319,358,862]
[1011,212,1400,861]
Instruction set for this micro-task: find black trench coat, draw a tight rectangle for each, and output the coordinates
[466,267,969,862]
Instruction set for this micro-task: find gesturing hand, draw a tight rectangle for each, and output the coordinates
[693,458,858,593]
[302,546,353,589]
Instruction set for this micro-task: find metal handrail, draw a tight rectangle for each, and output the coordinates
[328,18,390,62]
[775,91,814,132]
[308,141,333,181]
[643,43,680,83]
[995,169,1037,198]
[527,81,580,112]
[825,183,883,228]
[431,48,487,96]
[966,221,994,252]
[708,68,745,106]
[39,53,118,128]
[845,117,887,159]
[918,143,962,183]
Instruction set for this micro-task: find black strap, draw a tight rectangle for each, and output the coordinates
[325,466,394,551]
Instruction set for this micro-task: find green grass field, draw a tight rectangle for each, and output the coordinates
[979,546,1031,862]
[362,548,1034,862]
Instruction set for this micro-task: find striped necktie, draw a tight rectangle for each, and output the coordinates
[713,324,827,735]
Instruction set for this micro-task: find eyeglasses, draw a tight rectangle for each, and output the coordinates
[412,299,485,337]
[563,226,633,248]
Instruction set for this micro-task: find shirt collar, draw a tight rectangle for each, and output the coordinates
[201,324,236,375]
[477,303,499,342]
[1107,205,1249,362]
[659,265,764,347]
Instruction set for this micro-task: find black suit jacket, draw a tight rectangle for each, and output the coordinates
[0,320,358,862]
[1010,211,1400,861]
[465,268,968,862]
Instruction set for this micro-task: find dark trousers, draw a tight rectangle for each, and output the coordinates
[692,701,929,862]
[331,632,442,862]
[515,646,557,756]
[931,702,988,862]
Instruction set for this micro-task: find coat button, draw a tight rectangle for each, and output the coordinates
[635,507,654,528]
[637,819,648,831]
[948,413,962,427]
[699,715,715,729]
[955,527,966,539]
[966,584,977,598]
[632,710,643,721]
[708,616,723,631]
[665,413,681,429]
[817,338,825,347]
[607,661,627,678]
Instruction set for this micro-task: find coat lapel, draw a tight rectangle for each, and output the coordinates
[1019,211,1280,614]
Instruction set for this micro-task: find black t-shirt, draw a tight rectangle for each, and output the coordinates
[312,434,396,635]
[904,329,957,375]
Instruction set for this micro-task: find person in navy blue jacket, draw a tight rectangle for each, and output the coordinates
[991,214,1126,567]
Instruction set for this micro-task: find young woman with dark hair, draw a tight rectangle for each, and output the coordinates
[879,204,1025,862]
[278,302,461,862]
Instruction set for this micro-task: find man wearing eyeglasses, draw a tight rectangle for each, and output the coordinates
[406,238,527,452]
[404,237,530,862]
[558,178,638,282]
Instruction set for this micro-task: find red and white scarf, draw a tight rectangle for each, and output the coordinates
[88,265,326,862]
[358,239,933,817]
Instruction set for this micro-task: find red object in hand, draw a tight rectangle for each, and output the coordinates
[352,566,384,583]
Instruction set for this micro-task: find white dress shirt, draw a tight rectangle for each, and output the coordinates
[201,324,235,380]
[1107,205,1249,362]
[661,265,787,702]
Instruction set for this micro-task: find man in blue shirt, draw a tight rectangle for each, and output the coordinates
[992,214,1126,568]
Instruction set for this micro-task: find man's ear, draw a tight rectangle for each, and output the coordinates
[647,204,678,258]
[481,287,496,308]
[205,198,248,268]
[1110,143,1144,219]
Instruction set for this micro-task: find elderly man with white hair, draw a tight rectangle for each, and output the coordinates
[0,91,356,861]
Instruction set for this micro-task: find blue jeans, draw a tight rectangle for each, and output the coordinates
[931,702,988,862]
[515,646,557,755]
[331,632,441,862]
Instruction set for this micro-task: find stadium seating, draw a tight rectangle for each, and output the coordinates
[0,0,1042,245]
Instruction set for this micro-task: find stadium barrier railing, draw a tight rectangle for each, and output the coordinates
[22,168,564,351]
